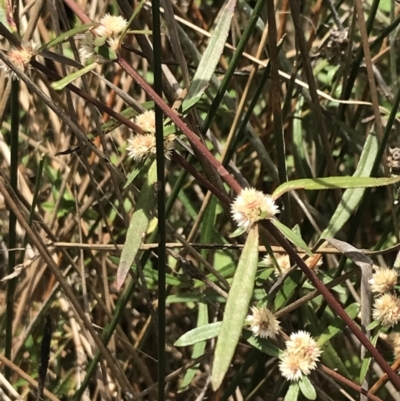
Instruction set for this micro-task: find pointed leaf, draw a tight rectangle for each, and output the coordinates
[51,63,98,90]
[317,303,360,346]
[271,219,312,256]
[321,133,378,238]
[39,23,97,52]
[272,176,400,200]
[299,376,316,400]
[211,225,259,390]
[174,321,221,347]
[178,302,208,392]
[243,330,282,357]
[359,330,379,383]
[117,161,157,288]
[181,0,237,113]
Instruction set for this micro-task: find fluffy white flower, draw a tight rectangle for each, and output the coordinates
[0,42,36,80]
[247,306,280,339]
[369,266,397,294]
[94,14,128,37]
[231,188,279,231]
[373,293,400,327]
[279,331,321,381]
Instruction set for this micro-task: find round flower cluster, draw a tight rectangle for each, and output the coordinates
[247,306,280,339]
[230,188,279,231]
[279,331,322,381]
[0,42,37,80]
[369,266,400,327]
[127,110,175,161]
[79,13,128,64]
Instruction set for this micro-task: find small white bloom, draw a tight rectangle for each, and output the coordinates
[247,306,280,339]
[94,14,128,37]
[0,42,36,80]
[135,110,156,134]
[107,37,120,52]
[231,188,279,231]
[373,293,400,327]
[127,134,156,161]
[279,331,321,381]
[369,266,398,294]
[127,133,175,162]
[264,254,291,277]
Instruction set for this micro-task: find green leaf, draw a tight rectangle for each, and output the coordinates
[317,303,360,346]
[174,322,221,346]
[274,270,302,310]
[272,176,400,200]
[321,132,378,238]
[359,330,380,383]
[181,0,237,113]
[242,330,282,357]
[284,382,300,401]
[229,226,246,238]
[39,23,96,52]
[366,320,380,330]
[51,63,98,90]
[124,160,146,188]
[116,160,157,289]
[299,376,316,400]
[178,302,208,392]
[319,341,351,378]
[211,225,259,390]
[96,44,117,60]
[271,219,312,256]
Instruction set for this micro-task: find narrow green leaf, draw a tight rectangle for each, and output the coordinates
[359,330,380,383]
[211,225,259,390]
[181,0,237,113]
[366,320,380,330]
[272,176,400,200]
[299,376,316,400]
[317,303,360,346]
[319,341,351,378]
[39,23,96,52]
[117,161,157,289]
[174,322,221,346]
[271,219,312,256]
[321,133,378,238]
[284,382,300,401]
[243,330,282,357]
[274,270,302,310]
[124,161,146,188]
[51,63,97,90]
[178,302,208,391]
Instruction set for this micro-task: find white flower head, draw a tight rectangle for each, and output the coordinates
[369,266,398,294]
[387,332,400,359]
[0,42,37,80]
[264,254,291,277]
[135,110,156,134]
[127,134,156,161]
[373,293,400,327]
[107,37,120,52]
[247,306,280,339]
[127,133,175,162]
[231,188,279,231]
[94,14,128,38]
[279,331,321,381]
